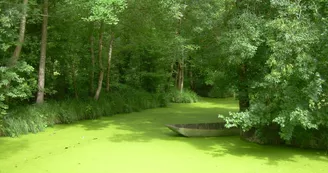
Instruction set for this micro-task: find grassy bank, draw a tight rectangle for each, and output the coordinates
[0,86,168,137]
[0,86,201,137]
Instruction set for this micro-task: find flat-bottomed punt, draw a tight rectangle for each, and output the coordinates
[166,122,240,137]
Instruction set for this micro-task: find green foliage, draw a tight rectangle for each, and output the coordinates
[0,2,19,54]
[169,89,198,103]
[0,87,167,137]
[290,126,328,150]
[218,0,328,147]
[208,86,234,98]
[0,61,36,127]
[86,0,127,24]
[220,11,264,64]
[0,62,36,98]
[205,71,235,98]
[2,106,48,137]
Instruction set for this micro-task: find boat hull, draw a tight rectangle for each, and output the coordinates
[166,122,240,137]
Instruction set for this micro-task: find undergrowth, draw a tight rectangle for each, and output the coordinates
[169,89,199,103]
[0,86,168,137]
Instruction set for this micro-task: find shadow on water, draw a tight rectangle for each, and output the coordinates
[3,97,325,167]
[110,121,328,165]
[0,138,29,160]
[77,118,113,131]
[182,137,306,165]
[90,98,328,165]
[107,117,328,165]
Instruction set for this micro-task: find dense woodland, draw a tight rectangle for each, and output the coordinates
[1,0,328,149]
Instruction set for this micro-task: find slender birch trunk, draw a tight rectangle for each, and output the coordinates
[9,0,28,67]
[177,61,184,93]
[72,62,79,99]
[94,21,104,101]
[89,23,95,96]
[36,0,48,104]
[106,32,114,92]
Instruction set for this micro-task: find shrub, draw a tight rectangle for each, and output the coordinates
[1,107,48,137]
[169,89,198,103]
[208,85,234,98]
[239,124,328,150]
[0,86,167,137]
[290,126,328,150]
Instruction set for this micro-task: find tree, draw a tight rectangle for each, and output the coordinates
[8,0,28,67]
[94,21,104,100]
[36,0,48,104]
[106,32,114,92]
[219,0,328,142]
[89,22,95,95]
[86,0,126,100]
[0,0,37,116]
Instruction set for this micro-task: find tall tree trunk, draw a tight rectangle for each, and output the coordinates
[187,56,195,91]
[189,69,194,91]
[71,62,78,99]
[175,62,179,88]
[94,21,104,101]
[238,63,250,112]
[36,0,48,104]
[177,61,184,93]
[106,32,114,92]
[8,0,28,67]
[175,18,184,93]
[165,61,175,92]
[89,23,95,96]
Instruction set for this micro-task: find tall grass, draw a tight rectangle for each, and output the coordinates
[169,89,199,103]
[0,86,168,137]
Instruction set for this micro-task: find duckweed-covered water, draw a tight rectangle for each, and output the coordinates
[1,98,327,173]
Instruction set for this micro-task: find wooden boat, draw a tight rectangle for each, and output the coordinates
[165,122,240,137]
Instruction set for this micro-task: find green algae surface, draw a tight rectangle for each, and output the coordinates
[1,98,328,173]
